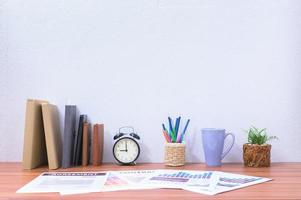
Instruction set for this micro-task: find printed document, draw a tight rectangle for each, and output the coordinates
[16,172,107,195]
[16,170,271,196]
[184,171,271,195]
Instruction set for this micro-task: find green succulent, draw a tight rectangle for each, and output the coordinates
[246,126,278,145]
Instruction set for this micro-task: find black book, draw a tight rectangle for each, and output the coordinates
[73,114,87,166]
[62,105,77,168]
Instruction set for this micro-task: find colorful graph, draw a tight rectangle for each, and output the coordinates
[104,174,128,186]
[150,171,213,183]
[217,177,261,187]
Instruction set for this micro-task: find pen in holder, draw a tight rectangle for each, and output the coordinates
[162,116,190,167]
[164,142,186,166]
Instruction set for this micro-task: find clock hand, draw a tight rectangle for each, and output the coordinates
[125,141,128,152]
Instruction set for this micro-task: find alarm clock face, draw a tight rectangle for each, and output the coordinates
[113,137,140,164]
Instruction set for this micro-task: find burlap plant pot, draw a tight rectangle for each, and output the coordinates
[243,143,271,167]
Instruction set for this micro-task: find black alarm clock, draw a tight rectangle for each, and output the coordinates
[113,126,140,165]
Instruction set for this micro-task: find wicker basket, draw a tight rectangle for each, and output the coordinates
[164,143,185,166]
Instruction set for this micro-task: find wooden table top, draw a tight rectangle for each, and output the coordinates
[0,162,300,200]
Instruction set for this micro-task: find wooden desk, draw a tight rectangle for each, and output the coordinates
[0,163,300,200]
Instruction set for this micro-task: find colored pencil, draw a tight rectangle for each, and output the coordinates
[176,128,182,142]
[163,130,171,143]
[180,119,190,142]
[168,117,173,133]
[174,117,181,139]
[163,117,190,143]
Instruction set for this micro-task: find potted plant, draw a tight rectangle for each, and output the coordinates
[243,126,278,167]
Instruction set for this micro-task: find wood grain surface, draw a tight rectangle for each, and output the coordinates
[0,163,300,200]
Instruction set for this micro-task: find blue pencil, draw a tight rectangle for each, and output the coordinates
[168,117,173,133]
[180,119,190,142]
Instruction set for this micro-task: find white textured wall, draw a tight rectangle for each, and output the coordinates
[1,0,301,163]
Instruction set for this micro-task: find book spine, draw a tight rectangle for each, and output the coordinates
[93,124,104,166]
[62,105,76,168]
[73,115,87,166]
[42,103,62,170]
[82,122,89,166]
[22,100,48,170]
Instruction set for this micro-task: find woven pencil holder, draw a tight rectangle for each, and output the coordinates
[164,143,186,166]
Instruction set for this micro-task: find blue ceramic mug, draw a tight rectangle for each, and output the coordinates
[201,128,235,166]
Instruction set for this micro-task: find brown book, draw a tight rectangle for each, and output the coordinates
[92,124,104,166]
[41,103,62,170]
[22,99,49,170]
[82,122,89,166]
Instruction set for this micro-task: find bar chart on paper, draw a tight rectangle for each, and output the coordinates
[151,171,213,182]
[218,176,262,187]
[146,170,214,188]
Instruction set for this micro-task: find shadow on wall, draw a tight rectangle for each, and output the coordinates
[103,130,114,163]
[137,140,152,163]
[223,143,242,163]
[186,127,203,163]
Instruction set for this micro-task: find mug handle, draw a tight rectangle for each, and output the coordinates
[221,133,235,159]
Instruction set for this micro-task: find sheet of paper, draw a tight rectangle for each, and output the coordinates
[16,170,272,196]
[142,170,217,189]
[101,170,158,191]
[16,172,108,195]
[184,171,272,195]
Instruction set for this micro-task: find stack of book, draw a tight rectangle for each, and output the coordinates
[22,99,104,170]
